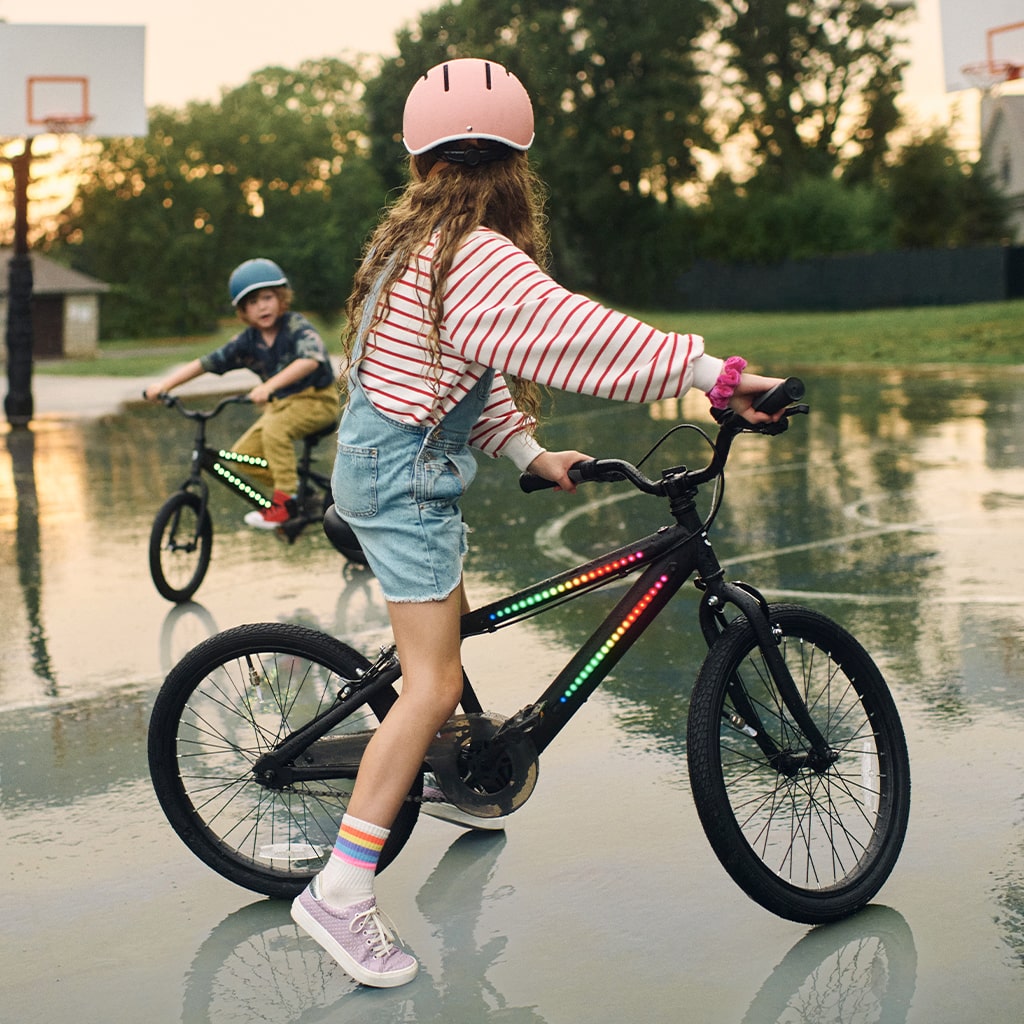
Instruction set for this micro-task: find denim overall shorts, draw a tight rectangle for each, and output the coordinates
[331,345,495,604]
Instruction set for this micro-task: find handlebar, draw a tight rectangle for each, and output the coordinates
[145,391,252,420]
[519,377,808,496]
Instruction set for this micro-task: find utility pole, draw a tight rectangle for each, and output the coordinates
[4,137,35,427]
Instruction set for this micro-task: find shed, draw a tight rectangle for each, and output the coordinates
[0,251,108,360]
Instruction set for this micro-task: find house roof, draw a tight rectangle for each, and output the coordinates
[0,250,109,297]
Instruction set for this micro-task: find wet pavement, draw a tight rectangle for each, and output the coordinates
[2,367,1024,1023]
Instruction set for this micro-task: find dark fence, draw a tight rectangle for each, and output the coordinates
[669,245,1024,311]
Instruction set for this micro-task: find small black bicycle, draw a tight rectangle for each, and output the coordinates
[148,380,911,924]
[147,392,364,603]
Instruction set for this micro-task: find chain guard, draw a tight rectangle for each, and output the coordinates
[425,712,538,817]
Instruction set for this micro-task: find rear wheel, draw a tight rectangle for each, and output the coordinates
[687,604,910,924]
[148,622,420,899]
[149,490,213,603]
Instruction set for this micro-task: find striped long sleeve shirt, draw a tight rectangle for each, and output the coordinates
[355,227,725,470]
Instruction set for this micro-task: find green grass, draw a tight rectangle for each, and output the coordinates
[631,299,1024,369]
[34,300,1024,376]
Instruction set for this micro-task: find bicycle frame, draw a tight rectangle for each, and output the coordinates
[169,396,332,531]
[256,411,832,787]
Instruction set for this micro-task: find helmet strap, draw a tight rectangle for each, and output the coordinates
[436,144,513,167]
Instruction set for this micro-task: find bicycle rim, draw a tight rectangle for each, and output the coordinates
[148,622,420,899]
[150,491,213,602]
[687,604,910,924]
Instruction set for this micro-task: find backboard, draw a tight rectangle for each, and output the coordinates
[939,0,1024,92]
[0,23,147,138]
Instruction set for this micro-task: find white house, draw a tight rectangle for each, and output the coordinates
[981,92,1024,243]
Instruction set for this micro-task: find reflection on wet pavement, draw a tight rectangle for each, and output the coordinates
[2,371,1023,1022]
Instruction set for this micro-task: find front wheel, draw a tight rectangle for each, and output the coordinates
[148,622,420,898]
[149,490,213,602]
[687,604,910,924]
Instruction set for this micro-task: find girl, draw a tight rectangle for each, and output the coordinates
[290,58,786,988]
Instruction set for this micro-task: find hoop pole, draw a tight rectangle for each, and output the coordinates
[4,137,36,427]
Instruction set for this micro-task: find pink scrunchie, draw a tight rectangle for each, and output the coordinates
[708,356,747,410]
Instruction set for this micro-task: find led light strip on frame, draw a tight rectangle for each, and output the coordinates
[488,549,647,624]
[559,573,670,704]
[212,461,272,508]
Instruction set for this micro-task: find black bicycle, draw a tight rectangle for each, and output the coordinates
[148,380,911,924]
[147,392,365,603]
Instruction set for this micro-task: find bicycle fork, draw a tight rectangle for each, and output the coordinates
[697,573,837,774]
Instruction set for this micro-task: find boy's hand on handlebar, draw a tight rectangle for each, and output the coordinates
[248,382,274,405]
[143,383,165,402]
[526,449,592,494]
[731,373,789,423]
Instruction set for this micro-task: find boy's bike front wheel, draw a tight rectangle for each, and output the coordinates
[148,622,420,899]
[149,490,213,602]
[687,604,910,925]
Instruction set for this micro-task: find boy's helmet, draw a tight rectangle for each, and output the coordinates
[402,58,534,156]
[229,258,288,306]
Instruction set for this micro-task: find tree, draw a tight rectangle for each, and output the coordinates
[50,58,383,336]
[710,0,910,183]
[884,129,1010,248]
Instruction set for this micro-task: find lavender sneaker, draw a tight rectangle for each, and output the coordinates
[290,878,418,988]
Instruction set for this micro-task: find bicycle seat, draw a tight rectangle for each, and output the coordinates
[323,504,368,565]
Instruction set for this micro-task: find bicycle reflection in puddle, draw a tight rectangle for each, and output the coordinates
[181,829,916,1024]
[158,561,388,674]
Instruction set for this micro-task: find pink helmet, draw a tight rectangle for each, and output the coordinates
[402,58,535,156]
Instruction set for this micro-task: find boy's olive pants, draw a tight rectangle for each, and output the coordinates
[231,384,338,494]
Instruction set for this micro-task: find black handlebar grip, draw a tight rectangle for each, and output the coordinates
[752,377,804,415]
[519,459,594,493]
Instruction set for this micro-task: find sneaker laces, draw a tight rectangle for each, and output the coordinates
[350,904,403,960]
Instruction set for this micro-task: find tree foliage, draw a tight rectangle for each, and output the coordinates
[42,5,1011,337]
[884,128,1011,248]
[52,58,382,336]
[710,0,910,182]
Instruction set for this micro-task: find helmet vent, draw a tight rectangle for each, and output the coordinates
[485,63,493,89]
[443,64,450,91]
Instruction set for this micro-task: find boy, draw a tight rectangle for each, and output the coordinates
[145,258,338,528]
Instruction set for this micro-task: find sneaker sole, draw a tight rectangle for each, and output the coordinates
[421,803,508,831]
[290,896,419,988]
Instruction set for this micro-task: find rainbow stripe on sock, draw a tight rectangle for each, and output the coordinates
[332,820,386,870]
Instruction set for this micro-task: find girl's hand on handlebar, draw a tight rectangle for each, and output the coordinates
[144,383,165,402]
[525,449,592,494]
[730,373,789,424]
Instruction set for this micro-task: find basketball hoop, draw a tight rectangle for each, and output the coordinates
[960,60,1021,91]
[41,115,95,137]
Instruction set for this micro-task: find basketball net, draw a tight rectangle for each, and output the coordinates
[960,60,1021,92]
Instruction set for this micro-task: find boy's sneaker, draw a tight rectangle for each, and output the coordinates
[244,490,297,530]
[421,783,507,831]
[290,878,418,988]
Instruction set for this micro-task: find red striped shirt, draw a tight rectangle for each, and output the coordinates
[356,228,717,458]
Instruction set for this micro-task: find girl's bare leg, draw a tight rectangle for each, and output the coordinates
[346,583,467,828]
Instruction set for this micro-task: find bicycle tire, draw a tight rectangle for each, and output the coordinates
[149,491,214,603]
[687,604,910,925]
[148,621,421,899]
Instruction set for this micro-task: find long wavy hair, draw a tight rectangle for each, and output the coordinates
[341,150,550,425]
